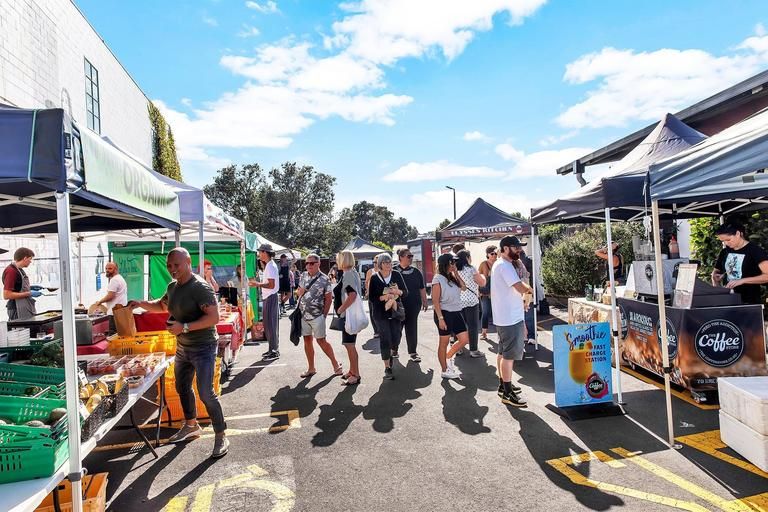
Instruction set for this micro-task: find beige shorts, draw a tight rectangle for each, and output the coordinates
[301,315,327,339]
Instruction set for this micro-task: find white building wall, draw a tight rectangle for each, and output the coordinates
[0,0,153,165]
[0,0,156,321]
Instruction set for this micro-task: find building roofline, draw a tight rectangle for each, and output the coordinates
[556,68,768,175]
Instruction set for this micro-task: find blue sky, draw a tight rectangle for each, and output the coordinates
[76,0,768,232]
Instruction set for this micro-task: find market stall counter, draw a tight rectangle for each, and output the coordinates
[568,297,616,330]
[617,296,767,402]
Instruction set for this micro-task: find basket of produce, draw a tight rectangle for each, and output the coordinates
[0,363,66,397]
[28,340,65,368]
[0,396,69,439]
[0,381,52,399]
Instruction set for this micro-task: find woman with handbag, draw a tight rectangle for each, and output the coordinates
[456,250,486,358]
[432,253,470,379]
[334,250,363,385]
[478,245,497,341]
[368,253,408,380]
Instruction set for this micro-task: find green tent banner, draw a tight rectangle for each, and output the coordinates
[81,128,180,223]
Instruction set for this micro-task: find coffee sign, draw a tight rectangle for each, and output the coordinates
[694,319,745,368]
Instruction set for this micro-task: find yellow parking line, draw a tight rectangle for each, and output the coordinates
[546,452,709,511]
[612,447,753,512]
[676,430,768,479]
[190,484,215,512]
[163,496,188,512]
[620,366,719,410]
[729,491,768,511]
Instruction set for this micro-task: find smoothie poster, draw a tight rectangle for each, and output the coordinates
[553,322,613,408]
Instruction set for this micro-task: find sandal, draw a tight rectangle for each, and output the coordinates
[344,375,360,385]
[334,364,344,376]
[300,370,317,378]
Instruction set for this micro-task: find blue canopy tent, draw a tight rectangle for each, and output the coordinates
[0,105,180,510]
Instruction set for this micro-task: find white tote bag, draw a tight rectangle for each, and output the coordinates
[345,296,369,335]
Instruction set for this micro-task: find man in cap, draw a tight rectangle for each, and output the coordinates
[491,236,532,407]
[3,247,42,320]
[91,261,128,332]
[128,247,229,458]
[252,243,280,360]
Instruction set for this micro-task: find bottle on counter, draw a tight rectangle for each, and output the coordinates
[668,236,680,259]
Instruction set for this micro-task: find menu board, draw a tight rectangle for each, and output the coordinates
[672,263,698,309]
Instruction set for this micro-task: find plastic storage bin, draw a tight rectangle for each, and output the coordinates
[719,409,768,473]
[35,472,108,512]
[718,377,768,436]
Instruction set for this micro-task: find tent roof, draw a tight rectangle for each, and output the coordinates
[0,106,180,233]
[343,237,383,255]
[649,107,768,209]
[439,198,530,241]
[531,114,706,225]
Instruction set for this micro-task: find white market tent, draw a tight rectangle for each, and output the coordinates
[645,106,768,447]
[0,106,181,510]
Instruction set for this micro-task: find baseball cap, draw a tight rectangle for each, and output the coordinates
[500,235,527,249]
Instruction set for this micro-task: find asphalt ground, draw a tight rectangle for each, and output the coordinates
[84,307,768,512]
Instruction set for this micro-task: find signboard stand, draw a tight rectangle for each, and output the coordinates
[551,322,625,421]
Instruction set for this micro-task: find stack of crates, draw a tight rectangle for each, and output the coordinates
[107,331,177,357]
[160,357,222,422]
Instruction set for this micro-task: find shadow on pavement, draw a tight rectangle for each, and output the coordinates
[105,443,213,511]
[440,379,491,435]
[515,344,555,394]
[361,336,381,356]
[223,357,279,395]
[269,374,336,427]
[312,385,364,447]
[507,407,625,511]
[363,362,434,433]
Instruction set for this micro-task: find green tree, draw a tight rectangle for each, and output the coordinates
[253,162,336,249]
[436,218,451,231]
[320,213,354,257]
[372,240,393,252]
[340,201,418,246]
[203,164,265,232]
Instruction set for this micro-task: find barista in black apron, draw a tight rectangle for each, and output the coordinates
[2,247,40,320]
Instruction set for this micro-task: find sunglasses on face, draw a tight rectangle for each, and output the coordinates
[489,252,497,256]
[402,254,413,259]
[306,261,319,266]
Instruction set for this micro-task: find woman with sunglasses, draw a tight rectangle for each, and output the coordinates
[368,253,408,380]
[478,246,497,341]
[432,253,469,379]
[394,248,428,362]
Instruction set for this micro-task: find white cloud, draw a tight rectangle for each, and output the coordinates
[463,130,491,143]
[539,130,578,147]
[495,143,525,162]
[202,15,219,27]
[382,161,505,182]
[245,1,279,14]
[755,23,766,37]
[237,24,261,38]
[557,31,768,129]
[332,0,547,65]
[180,98,192,107]
[495,143,594,178]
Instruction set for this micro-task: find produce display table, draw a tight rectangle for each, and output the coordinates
[568,297,616,330]
[0,358,171,512]
[216,311,242,370]
[75,339,109,356]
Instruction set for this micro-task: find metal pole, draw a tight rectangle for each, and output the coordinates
[652,200,678,449]
[453,190,456,220]
[530,226,539,350]
[56,192,84,511]
[240,238,247,347]
[604,208,623,404]
[198,220,205,275]
[174,230,181,248]
[77,237,83,306]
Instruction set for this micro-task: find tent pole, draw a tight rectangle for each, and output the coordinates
[77,237,83,306]
[530,226,539,350]
[198,220,205,276]
[240,238,247,347]
[604,208,623,404]
[56,192,84,511]
[652,199,679,449]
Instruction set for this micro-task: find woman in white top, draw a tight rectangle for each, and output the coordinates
[431,253,469,379]
[335,250,363,385]
[455,250,486,358]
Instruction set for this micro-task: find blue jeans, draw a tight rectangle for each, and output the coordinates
[480,296,492,330]
[524,306,535,340]
[175,345,227,434]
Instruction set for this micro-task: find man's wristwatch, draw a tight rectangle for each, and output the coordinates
[182,323,190,334]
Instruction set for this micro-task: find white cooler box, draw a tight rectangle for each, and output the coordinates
[719,410,768,473]
[718,377,768,436]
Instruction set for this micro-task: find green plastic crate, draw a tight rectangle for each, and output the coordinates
[0,363,66,396]
[0,429,68,484]
[0,396,68,438]
[0,381,52,398]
